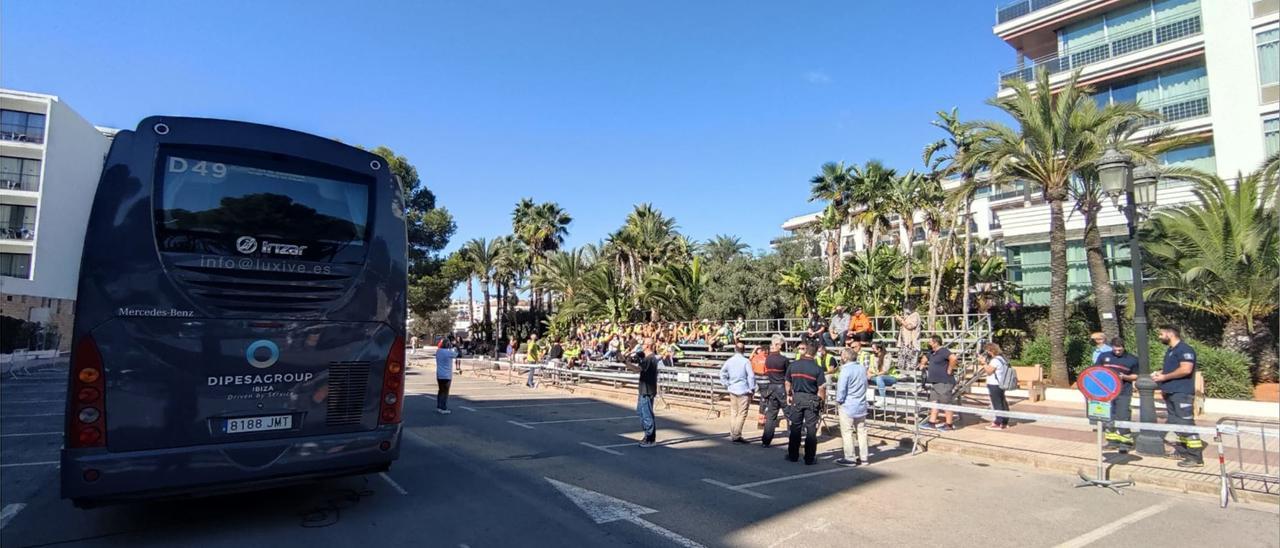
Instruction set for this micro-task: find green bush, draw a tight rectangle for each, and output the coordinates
[1188,341,1254,400]
[1017,335,1092,380]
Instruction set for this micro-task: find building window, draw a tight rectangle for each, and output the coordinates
[0,109,47,144]
[0,252,32,278]
[1093,62,1209,122]
[1159,142,1216,176]
[0,204,37,240]
[1058,0,1201,64]
[1259,28,1279,88]
[0,156,41,192]
[1265,116,1280,158]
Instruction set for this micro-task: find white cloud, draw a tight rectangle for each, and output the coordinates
[804,71,832,85]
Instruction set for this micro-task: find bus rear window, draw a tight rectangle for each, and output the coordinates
[157,154,370,260]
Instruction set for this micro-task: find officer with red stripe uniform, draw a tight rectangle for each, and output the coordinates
[786,340,828,465]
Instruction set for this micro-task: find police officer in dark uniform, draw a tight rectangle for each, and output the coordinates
[760,335,791,447]
[1095,337,1139,451]
[1152,325,1203,467]
[785,340,828,465]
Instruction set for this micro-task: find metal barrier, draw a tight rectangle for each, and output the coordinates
[1216,417,1280,508]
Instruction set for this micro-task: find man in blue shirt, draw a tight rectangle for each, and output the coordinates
[1089,332,1113,367]
[835,347,869,467]
[1095,337,1139,450]
[1152,325,1202,467]
[719,342,756,443]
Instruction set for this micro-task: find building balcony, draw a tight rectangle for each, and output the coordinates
[996,0,1072,25]
[1133,88,1210,127]
[998,12,1202,87]
[0,223,35,241]
[0,176,40,192]
[0,126,45,145]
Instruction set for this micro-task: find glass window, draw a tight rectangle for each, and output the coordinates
[0,110,47,143]
[1153,0,1199,22]
[1265,116,1279,158]
[1160,64,1208,99]
[157,153,370,261]
[1159,142,1216,173]
[1258,29,1279,87]
[0,253,32,278]
[0,156,41,191]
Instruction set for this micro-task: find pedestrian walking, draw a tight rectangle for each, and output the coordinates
[1152,325,1204,467]
[435,337,457,415]
[785,341,827,465]
[760,334,791,447]
[981,342,1012,431]
[410,335,419,356]
[1095,337,1138,450]
[719,342,756,443]
[525,334,541,388]
[835,347,870,466]
[626,338,662,447]
[920,335,957,431]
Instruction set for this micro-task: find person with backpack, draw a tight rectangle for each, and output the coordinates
[981,342,1015,431]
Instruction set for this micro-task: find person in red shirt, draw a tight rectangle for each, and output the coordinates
[750,345,769,427]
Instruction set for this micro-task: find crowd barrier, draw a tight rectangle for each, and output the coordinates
[450,357,1276,507]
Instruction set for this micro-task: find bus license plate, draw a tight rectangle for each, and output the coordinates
[224,415,292,434]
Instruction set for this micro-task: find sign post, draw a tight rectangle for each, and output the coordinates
[1075,366,1133,494]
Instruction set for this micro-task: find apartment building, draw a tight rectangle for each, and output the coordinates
[992,0,1278,304]
[0,88,112,351]
[779,1,1277,306]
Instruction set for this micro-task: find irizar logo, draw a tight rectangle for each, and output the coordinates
[235,236,307,256]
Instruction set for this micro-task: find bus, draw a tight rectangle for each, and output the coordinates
[61,116,407,506]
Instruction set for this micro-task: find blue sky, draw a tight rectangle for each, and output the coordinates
[2,0,1011,265]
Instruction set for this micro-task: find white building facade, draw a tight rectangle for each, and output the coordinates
[0,89,112,351]
[781,0,1278,306]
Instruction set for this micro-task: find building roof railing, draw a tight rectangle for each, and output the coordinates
[998,12,1202,87]
[996,0,1069,25]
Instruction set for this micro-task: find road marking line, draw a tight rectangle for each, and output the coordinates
[611,432,729,448]
[378,472,408,495]
[627,515,706,548]
[700,479,772,500]
[0,461,58,468]
[507,420,535,429]
[521,415,634,426]
[468,401,601,410]
[0,503,26,531]
[580,442,624,455]
[1053,502,1173,548]
[736,467,851,489]
[0,431,60,438]
[459,406,476,412]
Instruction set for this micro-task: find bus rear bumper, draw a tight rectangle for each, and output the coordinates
[60,424,402,505]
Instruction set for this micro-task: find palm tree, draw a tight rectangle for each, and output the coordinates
[644,256,709,321]
[536,247,592,305]
[460,237,499,342]
[492,235,528,341]
[966,68,1156,386]
[579,265,633,323]
[1144,169,1279,382]
[925,108,983,328]
[835,246,905,317]
[701,234,749,263]
[778,261,822,316]
[847,160,896,249]
[512,199,572,313]
[883,170,935,300]
[809,161,852,277]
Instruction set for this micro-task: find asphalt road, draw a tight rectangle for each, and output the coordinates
[1,360,1276,548]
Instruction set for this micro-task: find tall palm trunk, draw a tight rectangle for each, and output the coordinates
[901,221,914,302]
[481,280,492,342]
[826,232,839,280]
[1047,195,1070,387]
[1224,316,1279,384]
[466,277,475,325]
[496,283,506,342]
[961,199,973,330]
[1082,205,1120,340]
[927,228,942,328]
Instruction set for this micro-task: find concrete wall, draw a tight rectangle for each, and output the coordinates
[1203,0,1275,177]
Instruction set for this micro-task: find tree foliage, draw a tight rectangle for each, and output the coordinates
[369,146,457,317]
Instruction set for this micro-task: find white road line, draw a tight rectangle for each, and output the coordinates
[627,515,706,548]
[0,503,26,531]
[700,479,772,500]
[459,406,476,412]
[378,472,409,495]
[468,401,601,410]
[611,432,729,448]
[1053,502,1173,548]
[580,442,624,455]
[507,420,535,429]
[0,461,58,468]
[521,415,635,426]
[0,431,60,438]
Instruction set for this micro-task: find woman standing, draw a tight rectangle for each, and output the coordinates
[982,342,1011,430]
[435,337,458,415]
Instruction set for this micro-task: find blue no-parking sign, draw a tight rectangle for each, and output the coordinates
[1077,366,1122,403]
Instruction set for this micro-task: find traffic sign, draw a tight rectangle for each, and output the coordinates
[1077,366,1122,403]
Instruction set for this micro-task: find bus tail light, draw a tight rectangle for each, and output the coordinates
[378,337,406,425]
[68,335,107,449]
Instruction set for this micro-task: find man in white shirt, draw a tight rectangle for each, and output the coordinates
[719,342,757,443]
[435,337,457,415]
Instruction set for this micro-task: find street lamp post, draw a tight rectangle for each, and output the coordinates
[1096,148,1164,456]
